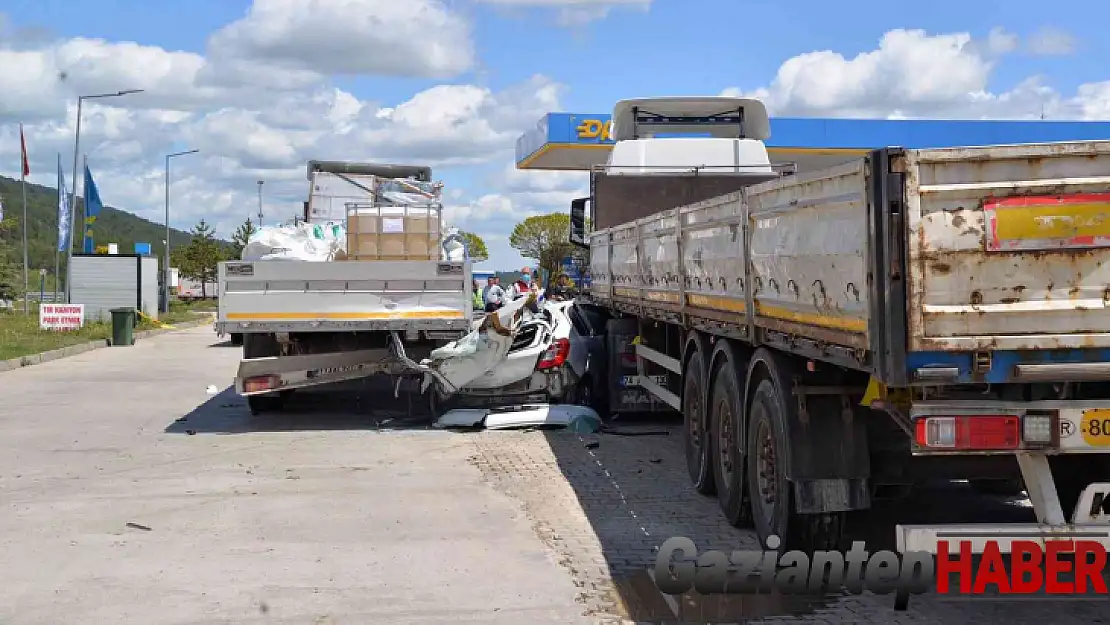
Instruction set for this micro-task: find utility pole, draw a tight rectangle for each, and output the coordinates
[65,89,144,303]
[257,181,264,227]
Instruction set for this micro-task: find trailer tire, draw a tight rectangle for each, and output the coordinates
[683,352,714,495]
[709,346,749,526]
[229,333,243,346]
[243,333,280,359]
[747,376,844,552]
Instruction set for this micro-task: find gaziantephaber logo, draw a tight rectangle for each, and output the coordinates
[938,539,1108,594]
[654,536,1108,610]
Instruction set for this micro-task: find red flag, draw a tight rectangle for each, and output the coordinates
[19,124,30,177]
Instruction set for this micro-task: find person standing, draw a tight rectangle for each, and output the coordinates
[510,267,536,300]
[484,278,505,312]
[472,280,483,310]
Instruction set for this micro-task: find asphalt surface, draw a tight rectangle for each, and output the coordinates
[0,326,591,625]
[1,325,1108,624]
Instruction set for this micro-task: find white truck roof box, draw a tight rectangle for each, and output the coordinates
[611,96,771,141]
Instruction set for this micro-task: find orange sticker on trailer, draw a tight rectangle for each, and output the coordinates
[985,193,1110,251]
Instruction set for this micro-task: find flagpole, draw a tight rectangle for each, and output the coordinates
[83,154,88,255]
[20,124,29,315]
[53,153,61,304]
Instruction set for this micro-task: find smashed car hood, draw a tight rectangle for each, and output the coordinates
[421,292,537,395]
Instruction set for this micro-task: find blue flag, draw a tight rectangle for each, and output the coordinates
[83,163,103,254]
[57,157,71,253]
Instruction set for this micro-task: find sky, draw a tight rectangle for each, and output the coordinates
[1,0,1108,268]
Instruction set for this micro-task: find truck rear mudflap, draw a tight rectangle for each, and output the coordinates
[895,399,1110,554]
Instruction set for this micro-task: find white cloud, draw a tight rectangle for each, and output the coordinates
[721,28,1109,120]
[1026,26,1076,56]
[473,0,650,25]
[207,0,475,78]
[986,26,1019,55]
[0,2,564,268]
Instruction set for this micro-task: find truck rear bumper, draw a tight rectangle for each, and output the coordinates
[235,348,399,395]
[896,518,1110,554]
[897,453,1110,554]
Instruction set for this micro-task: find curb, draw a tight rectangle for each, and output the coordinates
[0,316,215,374]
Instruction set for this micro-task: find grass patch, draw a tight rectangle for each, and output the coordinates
[0,300,212,361]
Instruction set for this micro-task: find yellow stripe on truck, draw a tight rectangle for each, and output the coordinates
[992,202,1110,241]
[226,311,465,320]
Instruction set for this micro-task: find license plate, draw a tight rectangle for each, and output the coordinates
[621,375,666,387]
[1081,409,1110,447]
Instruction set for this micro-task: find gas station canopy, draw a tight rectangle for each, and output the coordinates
[516,112,1110,172]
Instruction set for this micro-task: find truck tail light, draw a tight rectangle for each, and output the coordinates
[914,415,1020,450]
[537,339,570,370]
[243,375,281,394]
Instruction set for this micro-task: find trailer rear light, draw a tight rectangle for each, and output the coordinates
[1022,413,1055,445]
[537,339,570,370]
[914,415,1020,450]
[243,375,281,393]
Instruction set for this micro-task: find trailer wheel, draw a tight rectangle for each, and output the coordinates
[709,348,749,526]
[229,333,243,346]
[747,377,844,552]
[683,352,714,495]
[243,333,280,358]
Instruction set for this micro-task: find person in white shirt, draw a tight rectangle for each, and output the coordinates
[484,278,505,312]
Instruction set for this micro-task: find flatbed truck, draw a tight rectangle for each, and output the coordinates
[214,161,473,414]
[569,96,1110,554]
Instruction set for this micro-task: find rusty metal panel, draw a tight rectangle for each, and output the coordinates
[904,141,1110,351]
[679,193,746,314]
[747,161,872,343]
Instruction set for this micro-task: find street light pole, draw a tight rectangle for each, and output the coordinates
[163,149,200,313]
[64,89,144,303]
[256,180,264,227]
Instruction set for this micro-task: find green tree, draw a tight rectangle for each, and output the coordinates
[230,218,258,259]
[0,215,20,301]
[509,213,575,286]
[173,219,226,297]
[458,231,488,262]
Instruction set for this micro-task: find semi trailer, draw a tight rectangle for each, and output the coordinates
[569,96,1110,555]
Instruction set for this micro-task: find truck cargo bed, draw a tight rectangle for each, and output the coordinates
[587,141,1110,386]
[216,259,472,334]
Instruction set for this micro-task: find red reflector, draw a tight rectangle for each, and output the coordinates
[914,415,1020,450]
[243,375,280,393]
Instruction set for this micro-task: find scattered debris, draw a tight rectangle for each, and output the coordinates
[125,522,152,531]
[649,458,662,464]
[585,441,600,450]
[433,409,488,429]
[205,385,219,395]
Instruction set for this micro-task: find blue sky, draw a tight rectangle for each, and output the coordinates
[1,1,1108,268]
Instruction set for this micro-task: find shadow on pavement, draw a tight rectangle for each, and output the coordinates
[164,378,439,434]
[531,411,1099,624]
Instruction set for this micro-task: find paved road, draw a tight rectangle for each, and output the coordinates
[1,326,1107,624]
[0,327,591,625]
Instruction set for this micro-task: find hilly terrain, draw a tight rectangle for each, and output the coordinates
[0,174,213,280]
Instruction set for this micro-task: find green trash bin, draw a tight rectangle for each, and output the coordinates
[110,308,136,346]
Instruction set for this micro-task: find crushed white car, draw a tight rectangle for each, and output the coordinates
[429,298,607,413]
